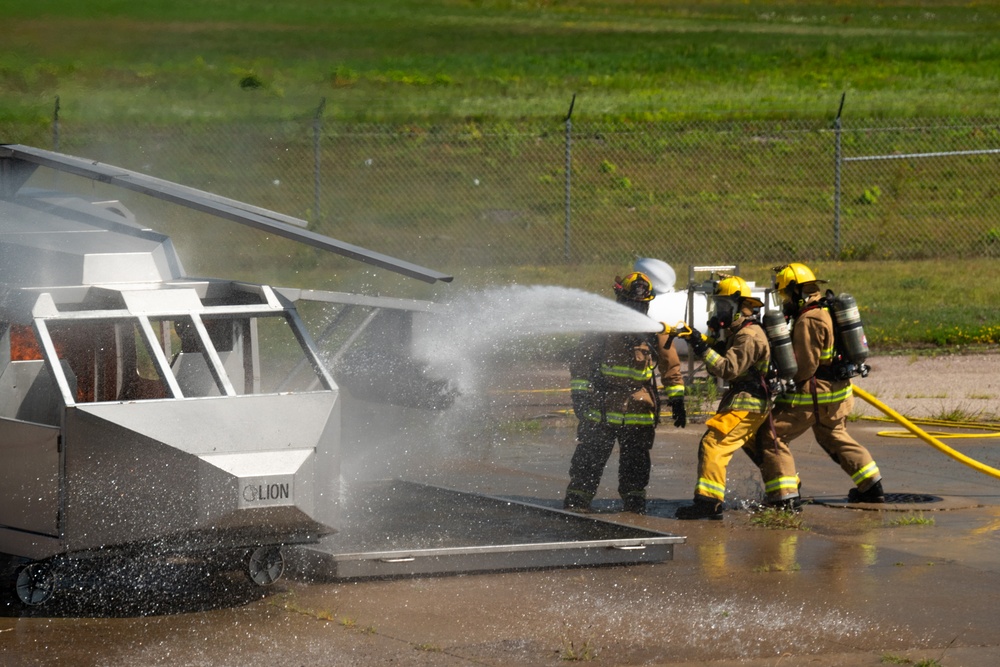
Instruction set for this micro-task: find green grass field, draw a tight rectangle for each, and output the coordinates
[3,0,1000,350]
[4,1,1000,123]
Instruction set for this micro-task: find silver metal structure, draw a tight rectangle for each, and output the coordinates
[0,144,452,606]
[292,481,684,581]
[0,145,684,606]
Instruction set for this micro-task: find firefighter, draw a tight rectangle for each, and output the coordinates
[563,272,686,515]
[675,275,797,520]
[758,263,884,503]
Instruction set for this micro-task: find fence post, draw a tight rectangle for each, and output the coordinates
[313,97,326,226]
[52,96,60,151]
[563,94,575,262]
[833,92,845,258]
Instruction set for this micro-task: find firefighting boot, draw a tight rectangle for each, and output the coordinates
[563,489,594,513]
[621,493,647,515]
[675,497,724,521]
[848,480,886,504]
[765,497,804,513]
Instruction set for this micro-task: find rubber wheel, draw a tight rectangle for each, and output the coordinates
[246,546,284,586]
[15,562,56,607]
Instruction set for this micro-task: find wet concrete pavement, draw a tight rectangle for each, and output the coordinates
[3,354,1000,666]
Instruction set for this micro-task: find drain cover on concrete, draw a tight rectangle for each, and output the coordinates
[813,493,982,511]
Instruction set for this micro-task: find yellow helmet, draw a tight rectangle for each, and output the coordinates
[713,275,764,309]
[614,272,655,302]
[773,263,824,293]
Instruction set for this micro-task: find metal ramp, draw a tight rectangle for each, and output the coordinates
[288,480,685,581]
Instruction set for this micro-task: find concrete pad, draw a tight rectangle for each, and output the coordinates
[2,353,1000,666]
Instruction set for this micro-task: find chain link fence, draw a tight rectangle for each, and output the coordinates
[4,107,999,278]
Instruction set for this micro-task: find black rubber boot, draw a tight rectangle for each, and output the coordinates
[675,498,724,520]
[563,491,594,513]
[622,496,647,515]
[765,497,804,513]
[848,480,885,504]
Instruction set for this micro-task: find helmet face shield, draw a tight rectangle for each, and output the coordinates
[708,295,739,325]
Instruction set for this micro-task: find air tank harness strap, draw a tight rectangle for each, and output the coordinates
[810,376,821,427]
[756,363,780,453]
[648,333,662,426]
[764,405,781,453]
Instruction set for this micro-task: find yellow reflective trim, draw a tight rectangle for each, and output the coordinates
[766,476,800,493]
[775,384,853,408]
[665,384,684,399]
[582,409,656,427]
[852,461,880,484]
[727,396,769,412]
[599,363,654,382]
[696,478,726,501]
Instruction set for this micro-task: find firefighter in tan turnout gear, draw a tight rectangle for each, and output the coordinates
[675,276,798,520]
[563,272,686,515]
[757,263,885,503]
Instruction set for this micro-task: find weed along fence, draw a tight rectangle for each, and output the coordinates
[9,106,1000,272]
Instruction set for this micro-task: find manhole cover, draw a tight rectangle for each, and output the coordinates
[884,493,942,504]
[814,493,981,511]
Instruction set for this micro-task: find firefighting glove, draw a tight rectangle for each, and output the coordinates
[669,397,687,428]
[686,326,709,357]
[571,390,589,417]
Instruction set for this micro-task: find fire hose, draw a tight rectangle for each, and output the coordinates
[852,384,1000,481]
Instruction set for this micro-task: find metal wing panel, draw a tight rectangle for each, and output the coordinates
[1,144,453,284]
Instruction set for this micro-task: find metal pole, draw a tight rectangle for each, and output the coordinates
[313,97,326,226]
[52,96,60,152]
[563,94,575,262]
[833,92,845,258]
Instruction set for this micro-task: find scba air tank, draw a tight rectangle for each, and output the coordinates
[763,310,797,380]
[831,293,869,365]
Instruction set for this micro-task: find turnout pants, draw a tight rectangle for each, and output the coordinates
[763,394,881,492]
[566,420,655,504]
[694,410,770,503]
[743,417,801,503]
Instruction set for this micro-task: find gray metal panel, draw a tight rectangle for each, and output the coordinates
[1,144,453,284]
[275,287,445,314]
[0,528,61,561]
[311,542,677,580]
[0,360,63,425]
[0,418,60,536]
[58,393,339,554]
[292,481,684,581]
[0,194,184,288]
[74,392,336,456]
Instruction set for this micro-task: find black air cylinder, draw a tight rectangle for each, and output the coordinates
[763,310,797,380]
[831,293,869,365]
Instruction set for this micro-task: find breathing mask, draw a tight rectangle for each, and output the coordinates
[708,295,741,330]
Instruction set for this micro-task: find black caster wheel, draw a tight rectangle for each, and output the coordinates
[246,546,284,586]
[15,561,56,607]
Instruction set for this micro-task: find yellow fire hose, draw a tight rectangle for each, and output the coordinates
[852,384,1000,481]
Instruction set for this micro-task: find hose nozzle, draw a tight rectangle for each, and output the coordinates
[671,321,694,338]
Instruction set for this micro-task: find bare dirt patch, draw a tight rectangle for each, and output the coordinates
[857,352,1000,420]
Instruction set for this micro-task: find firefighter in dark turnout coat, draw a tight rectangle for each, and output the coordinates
[563,272,685,514]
